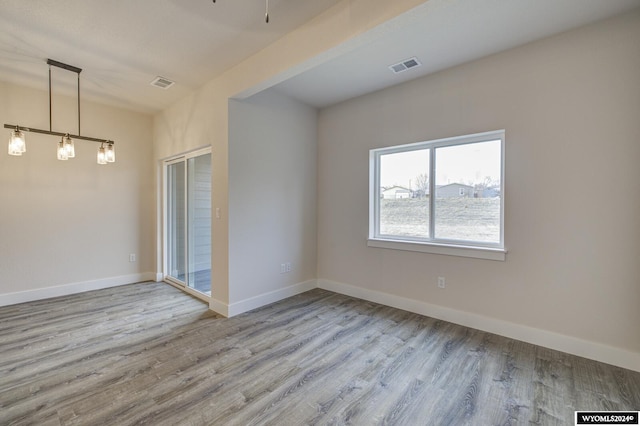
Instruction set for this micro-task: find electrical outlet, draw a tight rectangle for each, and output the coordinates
[129,253,136,262]
[437,276,445,288]
[280,262,292,274]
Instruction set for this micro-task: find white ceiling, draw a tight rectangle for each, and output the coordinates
[275,0,640,108]
[0,0,343,113]
[1,0,638,114]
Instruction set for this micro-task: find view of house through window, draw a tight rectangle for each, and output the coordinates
[372,131,504,249]
[380,148,430,238]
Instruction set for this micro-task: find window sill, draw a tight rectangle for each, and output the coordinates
[367,238,506,261]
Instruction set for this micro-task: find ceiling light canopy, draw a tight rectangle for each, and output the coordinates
[5,59,116,165]
[212,0,270,23]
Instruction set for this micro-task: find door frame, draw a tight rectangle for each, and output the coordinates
[161,146,212,302]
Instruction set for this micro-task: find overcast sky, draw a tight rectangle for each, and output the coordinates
[380,140,501,189]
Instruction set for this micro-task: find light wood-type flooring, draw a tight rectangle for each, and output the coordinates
[1,282,639,425]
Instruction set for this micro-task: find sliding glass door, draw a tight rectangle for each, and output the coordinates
[164,149,212,296]
[167,160,187,284]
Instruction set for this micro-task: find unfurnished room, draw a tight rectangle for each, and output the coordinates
[1,0,639,425]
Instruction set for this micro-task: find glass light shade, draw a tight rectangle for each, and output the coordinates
[63,135,75,158]
[8,129,26,156]
[106,143,115,163]
[57,139,68,160]
[97,145,107,165]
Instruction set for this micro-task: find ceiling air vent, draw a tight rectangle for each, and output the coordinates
[388,57,422,74]
[150,76,175,89]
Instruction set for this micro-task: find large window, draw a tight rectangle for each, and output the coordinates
[369,130,505,260]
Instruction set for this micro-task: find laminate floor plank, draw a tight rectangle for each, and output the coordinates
[1,282,639,425]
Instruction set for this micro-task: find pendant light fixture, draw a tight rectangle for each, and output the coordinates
[106,142,116,163]
[4,59,115,164]
[7,128,26,155]
[63,134,75,158]
[57,137,68,160]
[97,143,107,165]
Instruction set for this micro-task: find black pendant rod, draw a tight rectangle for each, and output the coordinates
[48,65,52,131]
[46,59,82,74]
[77,72,81,136]
[4,124,112,144]
[3,58,114,145]
[4,124,115,145]
[46,59,83,136]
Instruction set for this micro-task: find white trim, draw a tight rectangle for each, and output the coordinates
[161,147,213,297]
[227,280,318,317]
[368,150,378,237]
[156,161,164,286]
[5,274,638,371]
[0,273,157,307]
[369,129,505,255]
[159,145,212,163]
[163,278,210,304]
[317,279,640,373]
[368,238,506,261]
[209,297,229,317]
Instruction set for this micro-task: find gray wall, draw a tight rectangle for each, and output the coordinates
[317,10,640,356]
[229,90,317,304]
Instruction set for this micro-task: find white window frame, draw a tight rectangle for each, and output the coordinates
[368,130,506,261]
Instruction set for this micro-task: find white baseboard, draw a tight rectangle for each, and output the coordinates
[0,273,157,307]
[218,279,318,318]
[318,279,640,373]
[7,273,637,372]
[209,297,229,318]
